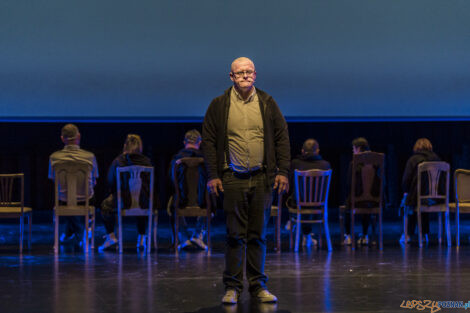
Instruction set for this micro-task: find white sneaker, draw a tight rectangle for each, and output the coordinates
[399,233,410,244]
[190,234,208,250]
[357,234,369,246]
[98,233,118,251]
[177,239,193,250]
[343,234,352,245]
[137,234,147,249]
[302,233,318,248]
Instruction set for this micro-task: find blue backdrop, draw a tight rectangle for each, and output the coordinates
[1,0,469,121]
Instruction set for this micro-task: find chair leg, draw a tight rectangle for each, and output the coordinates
[91,212,95,249]
[324,214,332,252]
[351,211,355,250]
[438,213,442,245]
[28,213,32,250]
[379,211,383,250]
[153,214,158,250]
[19,215,24,254]
[207,212,211,251]
[84,215,88,253]
[418,210,423,248]
[404,214,408,243]
[147,211,152,252]
[319,222,323,250]
[289,218,293,250]
[456,206,460,247]
[294,213,301,252]
[54,214,59,253]
[446,210,451,247]
[175,212,179,251]
[118,214,123,254]
[339,209,344,245]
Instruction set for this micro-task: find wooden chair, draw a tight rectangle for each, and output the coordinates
[288,169,332,252]
[0,174,32,253]
[410,161,451,248]
[340,152,385,250]
[116,165,155,253]
[53,162,95,253]
[449,169,470,247]
[173,157,211,251]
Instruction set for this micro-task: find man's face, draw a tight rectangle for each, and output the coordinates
[230,59,256,91]
[352,146,360,155]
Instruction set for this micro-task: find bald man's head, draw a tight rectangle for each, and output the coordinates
[231,57,255,72]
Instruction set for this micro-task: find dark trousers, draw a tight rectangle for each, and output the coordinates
[407,212,430,235]
[101,195,147,235]
[59,198,95,237]
[222,170,272,294]
[345,212,371,236]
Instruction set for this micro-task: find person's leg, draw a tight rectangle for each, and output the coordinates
[301,215,313,235]
[136,217,147,235]
[100,195,116,235]
[422,213,430,235]
[246,173,272,295]
[222,171,248,293]
[64,216,81,238]
[362,214,370,236]
[407,212,417,236]
[344,211,351,235]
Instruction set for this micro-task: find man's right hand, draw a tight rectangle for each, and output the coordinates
[207,178,224,196]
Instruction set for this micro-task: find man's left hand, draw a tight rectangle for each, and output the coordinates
[273,175,289,194]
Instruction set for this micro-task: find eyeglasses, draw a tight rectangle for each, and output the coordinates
[231,70,255,78]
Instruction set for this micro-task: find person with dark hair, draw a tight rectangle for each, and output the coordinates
[287,139,331,248]
[169,129,208,250]
[400,138,440,244]
[343,137,376,246]
[48,124,99,245]
[202,57,290,304]
[98,134,152,251]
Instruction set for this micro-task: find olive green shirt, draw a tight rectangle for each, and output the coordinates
[226,87,264,173]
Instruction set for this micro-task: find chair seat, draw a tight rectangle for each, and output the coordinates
[176,207,208,216]
[449,203,470,213]
[0,206,32,214]
[121,207,152,216]
[419,204,448,213]
[55,206,94,216]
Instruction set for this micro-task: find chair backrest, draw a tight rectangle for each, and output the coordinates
[351,151,385,206]
[455,169,470,203]
[172,157,207,209]
[417,161,449,202]
[116,165,154,211]
[294,169,332,208]
[53,161,91,207]
[0,174,24,211]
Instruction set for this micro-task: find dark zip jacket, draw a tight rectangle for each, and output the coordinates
[202,87,290,186]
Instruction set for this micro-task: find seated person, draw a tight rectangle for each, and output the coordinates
[169,129,208,250]
[343,137,381,246]
[48,123,99,245]
[99,134,152,251]
[287,138,331,248]
[400,138,441,244]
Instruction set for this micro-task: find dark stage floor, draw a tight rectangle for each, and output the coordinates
[1,218,470,313]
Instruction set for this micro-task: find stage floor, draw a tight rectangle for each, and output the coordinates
[1,221,470,313]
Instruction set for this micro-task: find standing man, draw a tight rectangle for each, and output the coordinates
[202,57,290,304]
